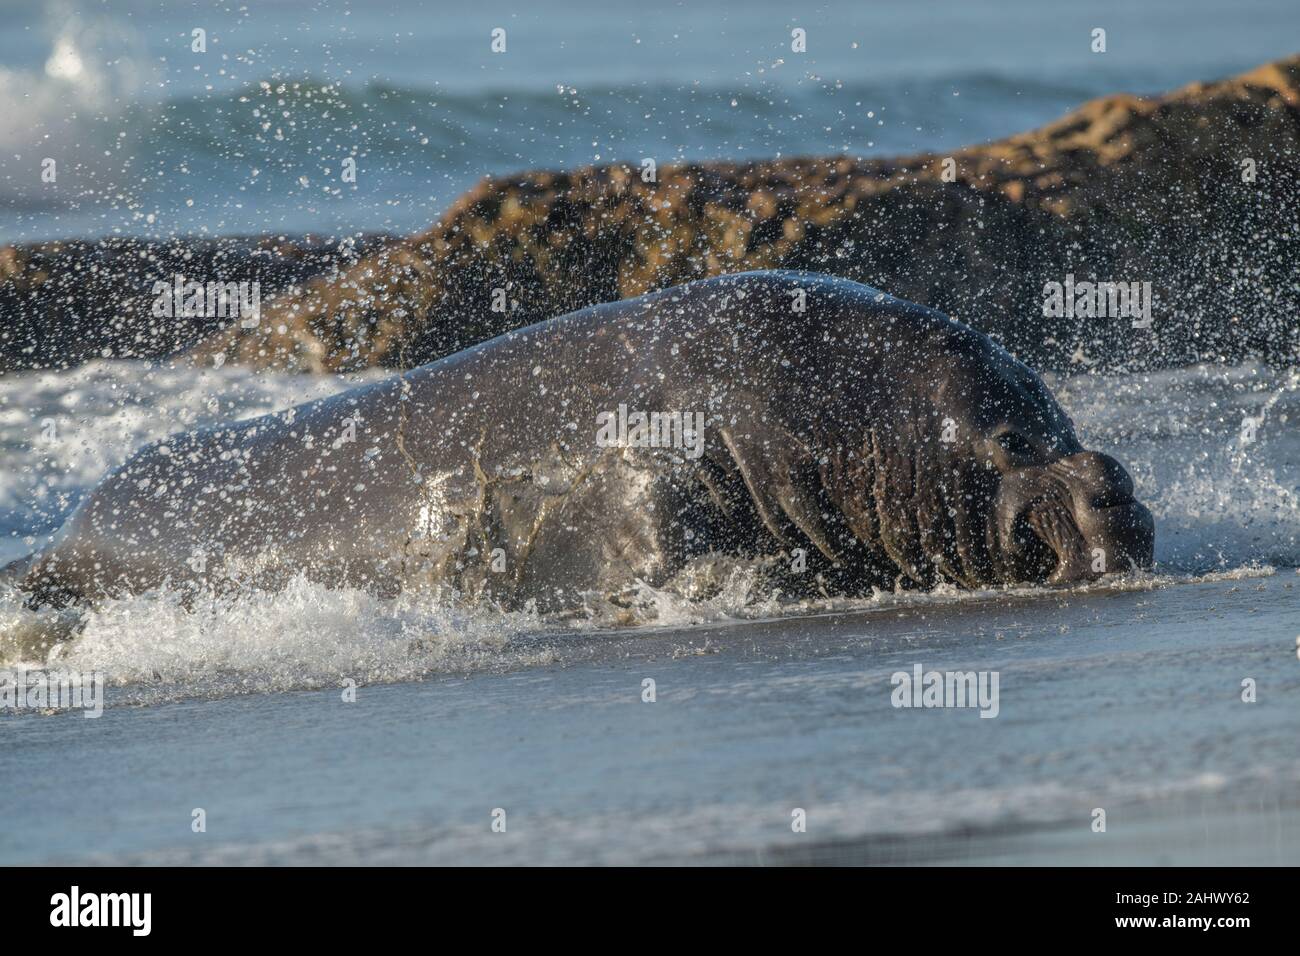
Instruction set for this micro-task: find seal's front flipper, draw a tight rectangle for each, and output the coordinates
[2,554,87,663]
[718,423,839,560]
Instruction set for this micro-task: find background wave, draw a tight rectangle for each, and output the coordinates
[2,0,1297,241]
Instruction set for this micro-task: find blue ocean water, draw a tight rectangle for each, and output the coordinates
[0,0,1296,242]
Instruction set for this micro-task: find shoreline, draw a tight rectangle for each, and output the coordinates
[6,572,1297,866]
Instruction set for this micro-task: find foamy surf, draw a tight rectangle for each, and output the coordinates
[12,566,1297,866]
[0,561,1283,710]
[75,766,1283,867]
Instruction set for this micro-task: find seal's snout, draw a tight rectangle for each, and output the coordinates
[1057,450,1133,500]
[1048,451,1153,583]
[998,450,1154,585]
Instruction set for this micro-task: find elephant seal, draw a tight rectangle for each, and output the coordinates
[9,270,1153,622]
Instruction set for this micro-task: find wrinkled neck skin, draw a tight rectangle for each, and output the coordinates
[842,340,1149,589]
[819,424,1006,590]
[659,272,1153,590]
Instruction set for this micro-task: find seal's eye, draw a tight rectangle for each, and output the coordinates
[997,432,1036,458]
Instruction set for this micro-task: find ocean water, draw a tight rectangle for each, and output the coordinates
[5,565,1298,865]
[1,0,1298,242]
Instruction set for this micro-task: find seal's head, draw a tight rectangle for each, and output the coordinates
[809,297,1153,591]
[922,324,1155,586]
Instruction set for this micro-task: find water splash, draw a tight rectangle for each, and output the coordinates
[0,358,1295,703]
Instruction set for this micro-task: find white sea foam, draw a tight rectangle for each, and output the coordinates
[35,576,554,703]
[68,765,1299,866]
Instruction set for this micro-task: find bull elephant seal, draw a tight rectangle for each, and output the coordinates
[9,271,1153,626]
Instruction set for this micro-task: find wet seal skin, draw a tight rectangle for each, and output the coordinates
[8,271,1153,629]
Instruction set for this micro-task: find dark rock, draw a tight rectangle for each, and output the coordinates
[4,56,1297,376]
[194,56,1300,374]
[0,234,394,371]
